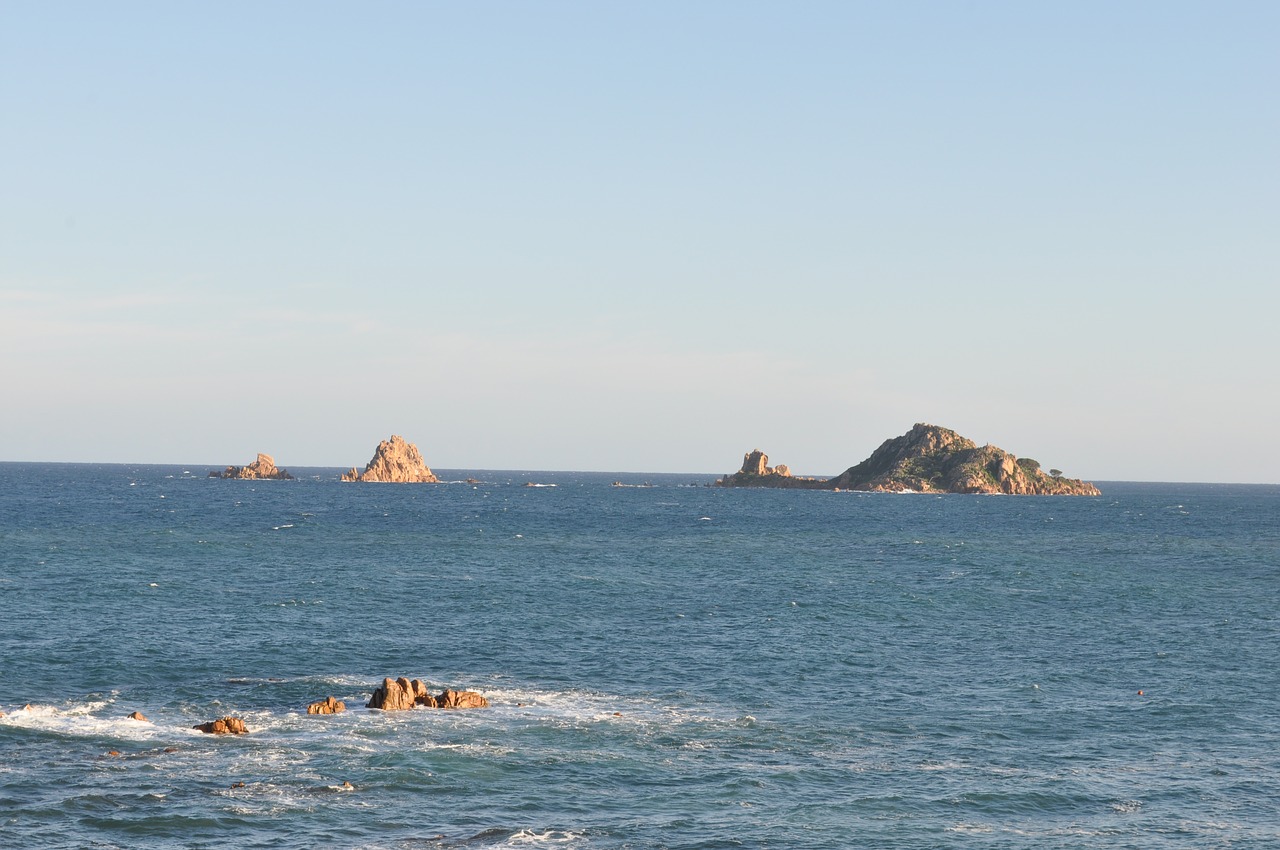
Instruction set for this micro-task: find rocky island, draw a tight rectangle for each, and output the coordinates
[715,449,827,489]
[211,453,293,480]
[717,424,1100,495]
[341,435,439,483]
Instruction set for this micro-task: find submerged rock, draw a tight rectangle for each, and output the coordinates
[194,716,248,735]
[341,436,439,483]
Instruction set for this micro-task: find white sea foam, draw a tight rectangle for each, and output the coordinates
[0,702,165,742]
[504,829,585,845]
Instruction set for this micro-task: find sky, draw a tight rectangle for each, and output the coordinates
[2,2,1277,481]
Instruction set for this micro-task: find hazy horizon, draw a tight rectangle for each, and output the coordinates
[4,3,1277,483]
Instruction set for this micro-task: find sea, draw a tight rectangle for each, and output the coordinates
[1,462,1278,849]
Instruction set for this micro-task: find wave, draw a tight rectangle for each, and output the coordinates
[355,827,586,848]
[1,701,166,742]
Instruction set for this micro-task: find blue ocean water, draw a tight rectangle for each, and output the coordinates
[1,463,1278,849]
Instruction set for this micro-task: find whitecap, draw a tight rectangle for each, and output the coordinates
[504,829,586,845]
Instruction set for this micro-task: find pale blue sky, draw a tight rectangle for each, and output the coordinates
[2,2,1277,481]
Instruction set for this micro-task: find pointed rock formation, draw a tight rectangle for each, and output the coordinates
[341,436,439,483]
[215,453,293,480]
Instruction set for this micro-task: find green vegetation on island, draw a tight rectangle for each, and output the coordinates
[717,423,1100,495]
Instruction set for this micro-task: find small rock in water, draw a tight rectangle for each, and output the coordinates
[127,711,149,722]
[306,696,346,715]
[437,689,490,709]
[193,717,248,735]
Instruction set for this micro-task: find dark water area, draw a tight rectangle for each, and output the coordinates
[2,463,1278,848]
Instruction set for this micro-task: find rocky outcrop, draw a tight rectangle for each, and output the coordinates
[306,696,346,715]
[366,677,489,710]
[437,689,490,709]
[194,716,248,735]
[341,436,439,483]
[715,449,825,489]
[215,453,293,480]
[717,424,1099,495]
[367,677,419,710]
[827,424,1100,495]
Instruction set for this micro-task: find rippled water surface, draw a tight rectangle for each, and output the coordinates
[1,463,1278,848]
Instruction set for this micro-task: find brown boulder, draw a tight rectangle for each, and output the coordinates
[437,689,490,709]
[366,677,417,710]
[341,435,439,483]
[306,696,346,715]
[411,679,439,708]
[741,449,769,476]
[194,716,248,735]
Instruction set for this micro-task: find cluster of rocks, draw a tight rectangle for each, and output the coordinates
[210,453,294,480]
[306,696,346,715]
[193,716,248,735]
[8,676,488,743]
[206,435,441,485]
[366,677,490,710]
[716,449,826,489]
[185,676,487,733]
[341,435,439,483]
[717,423,1101,496]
